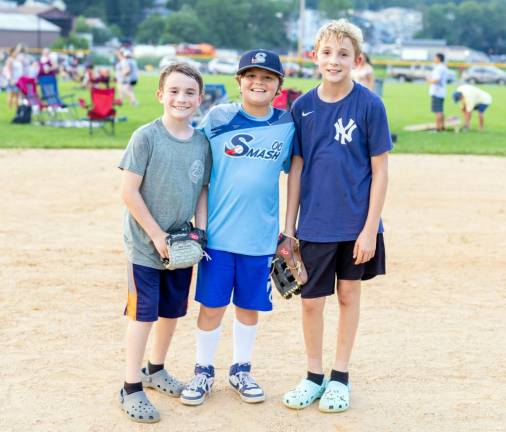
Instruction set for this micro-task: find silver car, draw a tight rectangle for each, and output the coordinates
[462,66,506,85]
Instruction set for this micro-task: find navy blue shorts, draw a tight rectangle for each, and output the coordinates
[195,249,273,311]
[473,104,489,113]
[431,96,444,113]
[299,234,386,299]
[124,262,192,322]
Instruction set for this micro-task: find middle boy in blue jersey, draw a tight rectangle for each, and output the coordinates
[180,49,296,406]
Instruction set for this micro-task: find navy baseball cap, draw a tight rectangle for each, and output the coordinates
[237,49,284,78]
[452,91,463,103]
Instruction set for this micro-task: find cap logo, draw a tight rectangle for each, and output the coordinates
[251,52,267,64]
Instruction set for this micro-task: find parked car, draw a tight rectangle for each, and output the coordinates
[207,58,238,75]
[462,66,506,85]
[388,64,457,83]
[283,62,315,78]
[159,56,203,71]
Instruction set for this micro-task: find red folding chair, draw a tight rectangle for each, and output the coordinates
[80,87,122,135]
[273,88,302,111]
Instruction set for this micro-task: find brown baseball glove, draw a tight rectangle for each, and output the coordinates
[270,233,308,299]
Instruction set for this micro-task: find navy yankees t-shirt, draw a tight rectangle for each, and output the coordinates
[291,82,393,242]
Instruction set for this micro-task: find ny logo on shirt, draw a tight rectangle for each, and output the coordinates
[334,118,357,145]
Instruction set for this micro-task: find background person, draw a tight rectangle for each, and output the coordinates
[453,84,492,131]
[427,52,448,132]
[352,52,375,91]
[4,47,23,109]
[38,48,58,77]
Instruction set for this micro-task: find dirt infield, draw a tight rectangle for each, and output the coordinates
[1,150,505,432]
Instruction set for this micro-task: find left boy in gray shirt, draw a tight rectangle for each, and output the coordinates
[118,63,211,423]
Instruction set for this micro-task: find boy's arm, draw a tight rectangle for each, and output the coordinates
[121,170,168,259]
[354,152,388,265]
[194,185,208,230]
[284,156,303,236]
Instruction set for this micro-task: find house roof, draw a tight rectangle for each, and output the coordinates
[0,12,60,31]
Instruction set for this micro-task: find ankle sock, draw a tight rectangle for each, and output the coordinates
[307,371,324,386]
[330,369,349,385]
[147,361,164,375]
[124,381,143,395]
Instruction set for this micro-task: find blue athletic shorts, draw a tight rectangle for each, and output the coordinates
[195,249,273,311]
[473,103,489,113]
[124,262,192,322]
[431,95,444,113]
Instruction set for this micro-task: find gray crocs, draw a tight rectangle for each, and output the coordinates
[141,367,184,397]
[119,388,160,423]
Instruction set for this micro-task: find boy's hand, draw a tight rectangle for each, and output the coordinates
[152,230,169,260]
[353,229,377,265]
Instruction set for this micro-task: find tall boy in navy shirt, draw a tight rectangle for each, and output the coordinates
[283,19,392,413]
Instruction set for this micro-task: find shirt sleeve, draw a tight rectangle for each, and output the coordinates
[197,107,214,139]
[366,96,393,157]
[290,104,303,158]
[282,131,296,173]
[118,129,151,176]
[203,138,212,185]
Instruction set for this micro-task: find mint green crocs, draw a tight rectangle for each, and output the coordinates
[283,378,327,410]
[319,380,350,413]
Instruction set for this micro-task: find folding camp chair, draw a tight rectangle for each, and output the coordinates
[192,83,229,126]
[16,76,47,123]
[273,88,302,111]
[79,86,123,135]
[38,74,78,119]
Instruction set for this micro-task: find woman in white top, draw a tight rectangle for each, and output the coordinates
[352,52,375,91]
[4,47,23,109]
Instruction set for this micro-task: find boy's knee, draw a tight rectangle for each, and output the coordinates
[199,305,226,322]
[235,307,258,325]
[301,297,325,314]
[337,281,361,307]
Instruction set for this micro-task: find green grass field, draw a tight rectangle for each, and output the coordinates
[1,74,505,155]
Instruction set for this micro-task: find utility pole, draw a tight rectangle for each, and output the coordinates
[297,0,305,75]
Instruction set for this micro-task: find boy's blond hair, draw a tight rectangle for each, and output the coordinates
[314,19,363,58]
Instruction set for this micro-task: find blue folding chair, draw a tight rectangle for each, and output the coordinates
[38,74,78,119]
[192,83,229,126]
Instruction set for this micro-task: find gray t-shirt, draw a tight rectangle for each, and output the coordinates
[119,118,211,269]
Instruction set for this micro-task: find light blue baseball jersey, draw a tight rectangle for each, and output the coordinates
[200,103,296,256]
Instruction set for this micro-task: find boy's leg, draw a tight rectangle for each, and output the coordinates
[302,297,326,374]
[125,320,153,383]
[181,249,234,406]
[233,307,258,364]
[228,254,272,403]
[196,304,227,365]
[148,266,192,367]
[283,242,336,410]
[464,111,472,129]
[478,112,485,130]
[149,317,177,365]
[319,235,385,413]
[120,263,161,423]
[229,306,265,403]
[179,304,225,406]
[333,280,361,372]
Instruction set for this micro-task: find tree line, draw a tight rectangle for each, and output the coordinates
[62,0,506,54]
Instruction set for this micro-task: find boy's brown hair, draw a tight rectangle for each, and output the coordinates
[314,19,364,59]
[158,62,204,94]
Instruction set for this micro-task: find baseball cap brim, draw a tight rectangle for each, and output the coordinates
[236,64,284,77]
